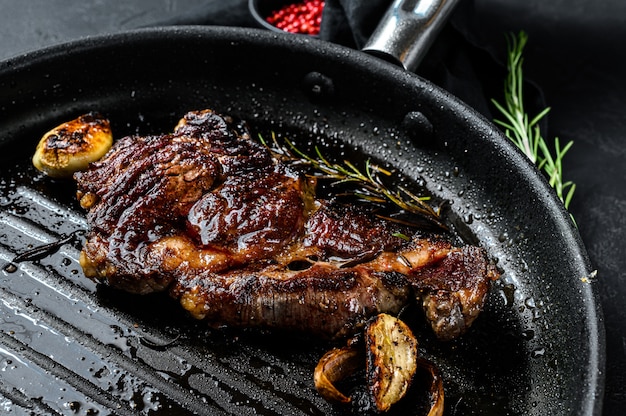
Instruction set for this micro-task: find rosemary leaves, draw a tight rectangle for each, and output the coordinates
[258,132,444,228]
[491,31,576,213]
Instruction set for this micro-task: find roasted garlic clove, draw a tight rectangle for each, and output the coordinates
[33,112,112,178]
[366,313,418,412]
[314,345,363,404]
[418,358,445,416]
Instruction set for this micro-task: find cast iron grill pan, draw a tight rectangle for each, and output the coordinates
[0,26,603,415]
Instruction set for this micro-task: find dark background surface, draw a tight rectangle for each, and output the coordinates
[0,0,624,414]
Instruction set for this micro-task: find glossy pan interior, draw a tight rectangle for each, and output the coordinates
[0,26,604,415]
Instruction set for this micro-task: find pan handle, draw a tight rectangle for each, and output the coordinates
[362,0,461,72]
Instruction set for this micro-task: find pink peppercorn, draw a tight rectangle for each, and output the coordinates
[266,1,325,35]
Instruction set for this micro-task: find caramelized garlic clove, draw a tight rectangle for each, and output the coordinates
[365,313,418,412]
[314,345,363,404]
[418,357,445,416]
[33,112,112,178]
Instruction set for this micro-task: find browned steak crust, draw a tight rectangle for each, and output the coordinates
[75,110,499,340]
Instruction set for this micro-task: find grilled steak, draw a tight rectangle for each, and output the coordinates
[74,110,499,340]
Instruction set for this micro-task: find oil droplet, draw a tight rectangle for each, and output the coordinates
[501,283,516,307]
[3,263,17,273]
[531,347,546,358]
[521,329,535,340]
[524,297,536,308]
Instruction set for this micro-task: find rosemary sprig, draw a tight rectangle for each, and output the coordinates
[258,132,444,228]
[491,31,576,213]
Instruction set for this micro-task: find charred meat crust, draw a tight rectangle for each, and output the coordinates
[75,109,499,340]
[171,267,412,339]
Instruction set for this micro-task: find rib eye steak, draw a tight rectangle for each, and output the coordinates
[74,110,499,340]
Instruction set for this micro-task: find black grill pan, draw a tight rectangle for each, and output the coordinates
[0,26,604,415]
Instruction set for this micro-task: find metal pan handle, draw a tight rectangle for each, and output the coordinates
[362,0,461,72]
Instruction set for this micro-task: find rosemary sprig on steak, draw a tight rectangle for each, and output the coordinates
[258,132,445,229]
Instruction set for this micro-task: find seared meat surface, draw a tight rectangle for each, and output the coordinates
[75,110,499,340]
